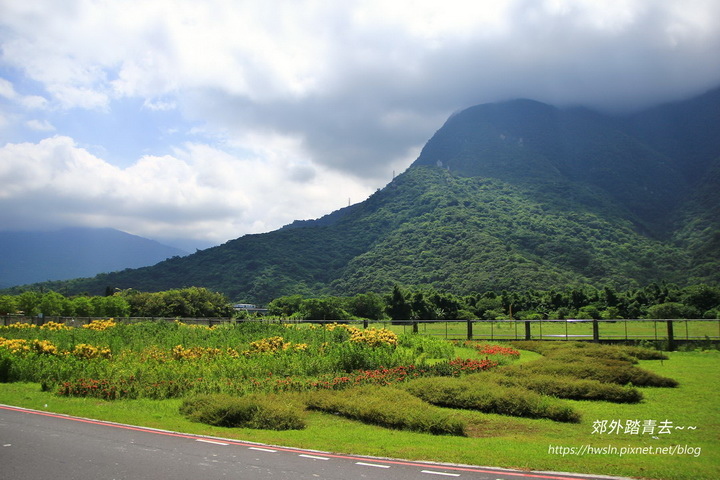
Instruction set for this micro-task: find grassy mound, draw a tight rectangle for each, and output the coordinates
[510,341,669,362]
[503,357,677,387]
[482,372,643,403]
[403,376,581,423]
[304,386,466,436]
[180,393,305,430]
[505,341,677,387]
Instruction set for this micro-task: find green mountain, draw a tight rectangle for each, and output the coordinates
[12,88,720,302]
[0,228,187,289]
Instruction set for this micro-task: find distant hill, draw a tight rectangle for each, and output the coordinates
[8,87,719,302]
[0,228,188,288]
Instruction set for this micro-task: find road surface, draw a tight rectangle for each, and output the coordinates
[0,404,629,480]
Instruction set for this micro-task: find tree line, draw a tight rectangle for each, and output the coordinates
[0,287,233,318]
[266,283,720,321]
[1,283,718,320]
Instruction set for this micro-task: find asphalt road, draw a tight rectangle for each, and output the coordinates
[0,404,628,480]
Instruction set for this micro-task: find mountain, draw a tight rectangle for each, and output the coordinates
[8,88,719,302]
[0,227,188,288]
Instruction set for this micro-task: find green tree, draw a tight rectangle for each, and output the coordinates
[299,297,351,320]
[386,285,412,321]
[410,290,435,320]
[101,295,130,317]
[577,305,602,320]
[600,306,622,319]
[34,292,70,317]
[117,287,231,318]
[0,295,17,315]
[347,293,386,320]
[681,284,720,314]
[72,296,93,316]
[16,291,41,316]
[267,295,305,317]
[646,302,696,319]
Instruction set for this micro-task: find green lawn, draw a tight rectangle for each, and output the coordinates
[2,348,717,480]
[384,319,720,343]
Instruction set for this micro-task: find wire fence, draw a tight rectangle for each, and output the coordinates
[2,316,719,349]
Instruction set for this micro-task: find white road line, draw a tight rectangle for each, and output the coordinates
[248,447,277,453]
[299,454,329,460]
[421,470,461,477]
[195,439,229,446]
[355,462,390,468]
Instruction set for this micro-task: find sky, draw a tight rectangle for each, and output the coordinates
[1,0,719,251]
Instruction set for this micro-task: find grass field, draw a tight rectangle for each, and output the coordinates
[1,331,717,480]
[384,319,720,343]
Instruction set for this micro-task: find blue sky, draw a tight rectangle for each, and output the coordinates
[1,0,720,251]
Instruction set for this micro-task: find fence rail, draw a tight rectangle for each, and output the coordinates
[379,318,720,349]
[2,316,719,349]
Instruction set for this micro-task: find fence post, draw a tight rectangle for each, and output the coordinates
[466,319,473,340]
[524,321,531,340]
[666,320,675,351]
[592,319,599,342]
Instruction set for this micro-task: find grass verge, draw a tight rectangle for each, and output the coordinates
[1,349,718,480]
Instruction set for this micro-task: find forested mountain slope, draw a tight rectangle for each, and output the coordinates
[11,88,720,302]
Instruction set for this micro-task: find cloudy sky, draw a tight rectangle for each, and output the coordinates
[1,0,719,251]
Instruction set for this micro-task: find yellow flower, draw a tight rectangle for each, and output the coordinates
[0,337,30,354]
[349,328,398,347]
[171,344,222,360]
[31,339,59,355]
[72,343,112,359]
[242,336,309,356]
[2,322,36,330]
[40,321,71,331]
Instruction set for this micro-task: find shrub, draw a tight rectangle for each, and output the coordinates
[403,376,580,423]
[305,386,466,436]
[425,357,499,376]
[180,393,305,430]
[0,352,12,382]
[399,334,454,359]
[503,358,678,387]
[510,341,670,363]
[331,342,411,372]
[483,372,643,403]
[619,346,669,360]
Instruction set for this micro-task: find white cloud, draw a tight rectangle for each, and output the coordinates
[0,78,15,99]
[0,135,372,246]
[25,119,55,131]
[4,0,715,112]
[0,78,48,110]
[1,0,719,247]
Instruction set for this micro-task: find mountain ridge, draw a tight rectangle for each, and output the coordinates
[5,88,719,301]
[0,227,188,288]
